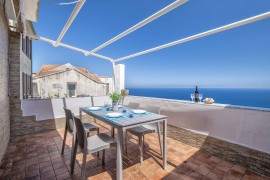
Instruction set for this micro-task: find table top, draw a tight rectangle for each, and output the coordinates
[80,106,167,128]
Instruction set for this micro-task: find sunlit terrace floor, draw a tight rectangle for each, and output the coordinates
[0,117,269,180]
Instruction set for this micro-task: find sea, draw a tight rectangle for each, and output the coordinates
[127,88,270,109]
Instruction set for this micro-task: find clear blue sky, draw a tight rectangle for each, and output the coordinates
[32,0,270,88]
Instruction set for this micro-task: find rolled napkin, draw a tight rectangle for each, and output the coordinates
[204,98,215,104]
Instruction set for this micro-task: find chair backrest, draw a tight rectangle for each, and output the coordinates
[142,106,161,131]
[63,108,74,133]
[73,116,87,150]
[145,106,160,114]
[127,102,140,109]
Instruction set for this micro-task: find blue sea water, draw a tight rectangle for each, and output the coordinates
[127,88,270,109]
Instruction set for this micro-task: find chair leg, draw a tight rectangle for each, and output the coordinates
[70,138,78,174]
[143,135,145,147]
[96,128,100,158]
[61,128,68,155]
[139,135,143,164]
[102,149,105,165]
[81,152,87,180]
[157,122,163,156]
[87,131,90,137]
[125,130,128,154]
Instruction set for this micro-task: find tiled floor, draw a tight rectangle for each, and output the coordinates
[0,119,269,180]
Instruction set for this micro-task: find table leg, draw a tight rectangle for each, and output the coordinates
[79,109,82,120]
[116,128,123,180]
[111,127,115,138]
[163,119,167,170]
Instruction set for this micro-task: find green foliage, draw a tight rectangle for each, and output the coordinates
[109,92,121,102]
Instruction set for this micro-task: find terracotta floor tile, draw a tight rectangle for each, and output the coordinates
[56,171,70,180]
[219,160,233,168]
[212,167,227,177]
[0,124,268,180]
[25,169,40,179]
[54,166,68,176]
[216,164,230,173]
[184,171,204,180]
[39,161,52,169]
[40,165,54,174]
[223,169,244,180]
[40,170,55,180]
[242,170,261,180]
[204,172,222,180]
[230,165,246,174]
[163,172,180,180]
[196,164,212,176]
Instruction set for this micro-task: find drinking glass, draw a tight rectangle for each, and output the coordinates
[190,94,194,102]
[104,101,108,107]
[199,94,203,102]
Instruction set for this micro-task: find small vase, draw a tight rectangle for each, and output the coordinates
[112,100,119,111]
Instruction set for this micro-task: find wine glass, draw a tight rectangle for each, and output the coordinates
[199,94,203,102]
[190,94,194,102]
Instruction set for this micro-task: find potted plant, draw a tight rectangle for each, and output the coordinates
[109,92,121,111]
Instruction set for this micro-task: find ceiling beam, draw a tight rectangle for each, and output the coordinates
[30,35,114,62]
[84,0,188,56]
[54,0,86,47]
[115,11,270,62]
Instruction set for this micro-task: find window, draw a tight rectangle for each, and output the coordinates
[22,72,32,99]
[67,83,76,97]
[21,35,32,60]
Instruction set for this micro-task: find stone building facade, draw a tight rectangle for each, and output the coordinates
[33,63,112,98]
[0,0,10,162]
[0,0,34,162]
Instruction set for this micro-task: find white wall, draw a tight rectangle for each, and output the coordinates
[21,95,270,154]
[114,64,125,93]
[123,96,270,154]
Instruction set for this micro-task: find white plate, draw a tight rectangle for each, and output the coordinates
[88,107,101,111]
[118,105,123,108]
[132,109,146,114]
[106,112,123,118]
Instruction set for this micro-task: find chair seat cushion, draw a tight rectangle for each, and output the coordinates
[87,133,117,153]
[83,123,97,131]
[127,126,155,136]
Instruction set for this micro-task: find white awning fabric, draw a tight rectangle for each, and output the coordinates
[23,0,40,22]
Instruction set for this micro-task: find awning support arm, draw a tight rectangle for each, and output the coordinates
[30,35,114,62]
[84,0,188,56]
[54,0,86,47]
[115,11,270,62]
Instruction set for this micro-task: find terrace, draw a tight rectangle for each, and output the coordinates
[1,0,270,180]
[0,96,270,179]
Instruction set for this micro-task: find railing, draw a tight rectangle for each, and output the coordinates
[21,95,270,154]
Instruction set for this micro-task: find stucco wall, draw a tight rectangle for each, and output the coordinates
[100,76,113,94]
[33,69,108,98]
[0,2,10,162]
